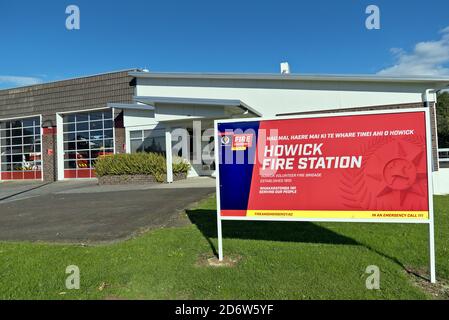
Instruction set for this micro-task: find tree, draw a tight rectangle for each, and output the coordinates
[437,92,449,148]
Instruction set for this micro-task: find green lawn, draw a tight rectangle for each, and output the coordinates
[0,195,448,300]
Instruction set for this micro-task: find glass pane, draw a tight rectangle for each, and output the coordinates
[1,154,11,164]
[12,137,22,145]
[1,146,11,155]
[104,139,114,148]
[23,136,35,145]
[90,130,103,140]
[76,122,89,131]
[12,154,23,163]
[30,153,41,161]
[77,141,90,150]
[76,113,88,122]
[130,131,143,139]
[23,145,34,153]
[22,119,35,127]
[34,161,42,170]
[77,150,89,159]
[65,114,76,123]
[90,139,103,149]
[75,131,89,141]
[90,150,101,159]
[131,140,143,153]
[64,123,76,132]
[64,151,77,160]
[23,127,35,136]
[64,161,77,169]
[12,129,22,137]
[1,138,11,146]
[64,132,76,142]
[90,121,103,130]
[89,159,97,168]
[104,120,113,129]
[77,158,90,169]
[103,110,113,119]
[89,112,103,121]
[64,142,76,151]
[143,137,165,153]
[11,121,22,128]
[103,129,113,139]
[11,146,22,154]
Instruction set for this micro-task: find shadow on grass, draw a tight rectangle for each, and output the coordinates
[186,208,428,280]
[186,209,358,256]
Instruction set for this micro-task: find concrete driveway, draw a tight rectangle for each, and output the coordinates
[0,178,215,243]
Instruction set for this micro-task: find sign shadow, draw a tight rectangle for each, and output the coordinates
[186,208,359,257]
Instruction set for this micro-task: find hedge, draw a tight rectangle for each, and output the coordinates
[94,153,191,182]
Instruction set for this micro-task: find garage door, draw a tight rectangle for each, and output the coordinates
[0,116,42,180]
[63,109,114,179]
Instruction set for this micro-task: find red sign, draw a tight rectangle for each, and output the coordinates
[217,110,431,221]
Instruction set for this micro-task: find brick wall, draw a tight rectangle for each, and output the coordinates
[0,70,136,181]
[114,110,126,154]
[42,129,56,182]
[0,70,136,121]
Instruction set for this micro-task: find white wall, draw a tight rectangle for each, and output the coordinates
[123,105,229,128]
[136,77,436,117]
[123,109,157,127]
[433,169,449,195]
[131,76,449,192]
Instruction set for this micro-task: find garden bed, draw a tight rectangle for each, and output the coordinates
[98,173,187,185]
[95,153,190,185]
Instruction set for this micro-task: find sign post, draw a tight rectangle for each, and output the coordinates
[215,108,436,283]
[425,109,436,283]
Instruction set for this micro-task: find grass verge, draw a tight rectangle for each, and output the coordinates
[0,195,448,300]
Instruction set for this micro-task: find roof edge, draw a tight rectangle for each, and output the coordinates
[0,68,139,92]
[129,71,449,85]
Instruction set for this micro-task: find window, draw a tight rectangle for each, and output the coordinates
[130,129,166,154]
[63,110,114,179]
[0,117,42,180]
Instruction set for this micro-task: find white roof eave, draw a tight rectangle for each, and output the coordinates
[129,71,449,86]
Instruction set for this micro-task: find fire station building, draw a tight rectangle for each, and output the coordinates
[0,69,448,194]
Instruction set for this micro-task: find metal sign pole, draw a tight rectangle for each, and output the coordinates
[425,108,437,283]
[214,121,224,261]
[217,217,224,261]
[429,220,436,283]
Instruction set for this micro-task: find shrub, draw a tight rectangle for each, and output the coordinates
[172,156,191,175]
[94,153,190,182]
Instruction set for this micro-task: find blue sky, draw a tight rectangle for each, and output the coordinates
[1,0,449,89]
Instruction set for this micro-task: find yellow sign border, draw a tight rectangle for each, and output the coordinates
[246,210,429,220]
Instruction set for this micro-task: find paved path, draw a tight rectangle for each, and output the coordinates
[0,178,215,243]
